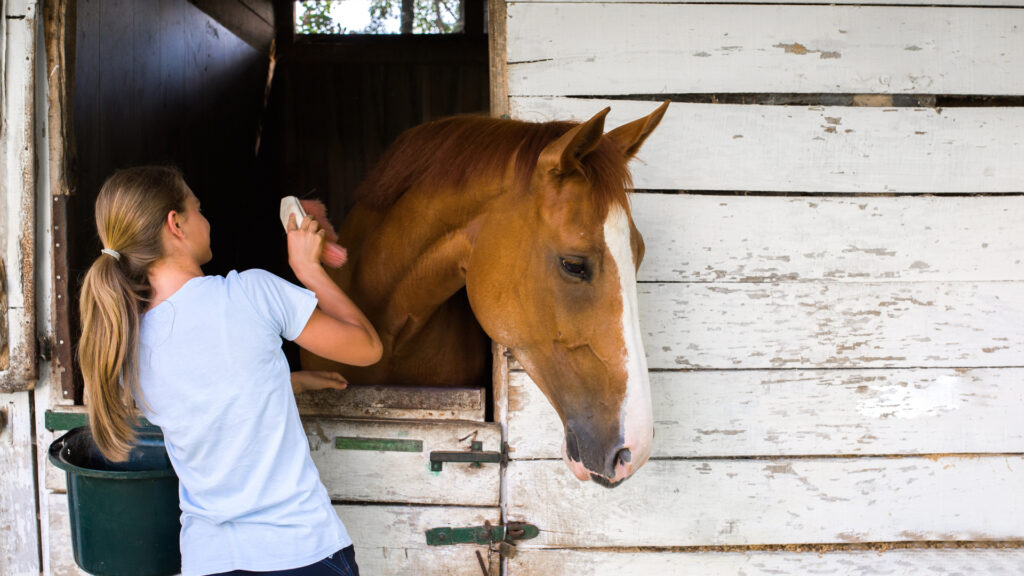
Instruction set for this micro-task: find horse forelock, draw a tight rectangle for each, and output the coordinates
[354,116,634,213]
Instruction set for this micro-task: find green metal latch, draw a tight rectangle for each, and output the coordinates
[426,521,539,553]
[429,440,504,471]
[335,436,423,452]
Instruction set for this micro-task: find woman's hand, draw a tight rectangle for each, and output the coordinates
[290,370,348,395]
[287,214,326,280]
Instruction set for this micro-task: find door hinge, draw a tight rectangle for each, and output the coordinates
[426,521,538,558]
[429,440,507,471]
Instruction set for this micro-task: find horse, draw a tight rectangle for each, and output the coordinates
[302,102,669,487]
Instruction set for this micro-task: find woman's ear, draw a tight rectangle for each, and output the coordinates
[165,210,186,240]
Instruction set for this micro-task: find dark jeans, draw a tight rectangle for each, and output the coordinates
[208,545,358,576]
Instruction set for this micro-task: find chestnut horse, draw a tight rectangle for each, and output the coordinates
[303,102,669,487]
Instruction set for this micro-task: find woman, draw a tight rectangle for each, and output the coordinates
[78,166,381,576]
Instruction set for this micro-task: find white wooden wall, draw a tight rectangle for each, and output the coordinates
[503,0,1024,573]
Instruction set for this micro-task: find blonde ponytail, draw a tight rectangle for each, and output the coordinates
[78,166,189,461]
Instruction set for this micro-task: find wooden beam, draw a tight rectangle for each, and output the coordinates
[291,35,488,64]
[188,0,275,54]
[488,0,508,117]
[43,0,77,404]
[274,0,294,58]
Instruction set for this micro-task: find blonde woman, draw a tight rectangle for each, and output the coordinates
[78,166,380,576]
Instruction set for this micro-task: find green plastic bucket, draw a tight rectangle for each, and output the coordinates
[48,426,181,576]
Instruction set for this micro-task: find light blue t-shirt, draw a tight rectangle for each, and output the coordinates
[138,270,351,576]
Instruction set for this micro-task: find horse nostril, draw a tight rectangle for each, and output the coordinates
[614,447,632,469]
[564,427,582,463]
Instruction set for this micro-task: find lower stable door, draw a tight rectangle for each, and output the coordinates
[502,372,1024,575]
[300,385,502,575]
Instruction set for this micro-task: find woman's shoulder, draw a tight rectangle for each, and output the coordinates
[231,268,289,290]
[229,269,311,303]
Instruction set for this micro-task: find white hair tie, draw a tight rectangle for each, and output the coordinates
[101,248,121,261]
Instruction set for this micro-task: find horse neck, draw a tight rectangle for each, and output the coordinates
[351,178,506,344]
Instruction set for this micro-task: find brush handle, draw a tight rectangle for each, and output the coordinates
[280,196,307,231]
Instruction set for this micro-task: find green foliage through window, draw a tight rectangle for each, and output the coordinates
[295,0,467,35]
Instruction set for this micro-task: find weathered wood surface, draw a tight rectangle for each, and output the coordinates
[337,505,500,576]
[510,548,1024,575]
[515,0,1024,5]
[0,0,39,392]
[631,194,1024,283]
[511,98,1024,193]
[307,418,501,505]
[508,369,1024,459]
[46,495,501,576]
[0,393,40,575]
[635,281,1023,370]
[507,457,1024,547]
[507,4,1024,96]
[47,493,89,576]
[296,385,486,421]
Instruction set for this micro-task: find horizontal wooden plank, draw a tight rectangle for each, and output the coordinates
[511,98,1024,193]
[338,505,500,576]
[507,4,1024,95]
[510,548,1024,576]
[635,282,1024,369]
[306,419,501,505]
[508,368,1024,459]
[507,457,1024,547]
[296,385,486,421]
[514,0,1024,5]
[632,194,1024,283]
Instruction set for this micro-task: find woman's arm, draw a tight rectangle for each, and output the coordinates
[287,214,383,366]
[291,371,347,394]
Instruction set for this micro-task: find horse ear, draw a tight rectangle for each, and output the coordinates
[605,100,670,160]
[538,107,611,177]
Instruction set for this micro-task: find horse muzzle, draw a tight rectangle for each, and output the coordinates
[561,421,650,488]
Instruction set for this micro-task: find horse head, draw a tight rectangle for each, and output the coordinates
[467,102,669,487]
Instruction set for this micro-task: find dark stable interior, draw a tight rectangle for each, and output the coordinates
[68,0,490,402]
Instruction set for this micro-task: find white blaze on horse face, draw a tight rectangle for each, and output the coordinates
[603,204,654,481]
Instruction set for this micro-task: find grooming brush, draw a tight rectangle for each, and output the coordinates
[280,196,348,268]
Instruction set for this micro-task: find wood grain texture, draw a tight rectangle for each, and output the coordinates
[508,369,1024,459]
[46,493,90,576]
[510,548,1024,575]
[337,505,500,575]
[0,0,39,392]
[507,457,1024,547]
[635,282,1024,370]
[296,385,485,421]
[511,98,1024,193]
[507,4,1024,96]
[0,393,40,575]
[631,194,1024,283]
[307,419,501,505]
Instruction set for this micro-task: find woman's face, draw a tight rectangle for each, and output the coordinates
[180,190,212,265]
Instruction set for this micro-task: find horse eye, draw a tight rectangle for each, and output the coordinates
[560,258,587,279]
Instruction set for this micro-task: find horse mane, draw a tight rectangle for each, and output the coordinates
[354,115,633,212]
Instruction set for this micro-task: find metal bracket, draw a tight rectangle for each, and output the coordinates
[429,440,504,472]
[426,520,539,557]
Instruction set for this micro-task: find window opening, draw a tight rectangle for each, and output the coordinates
[295,0,484,35]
